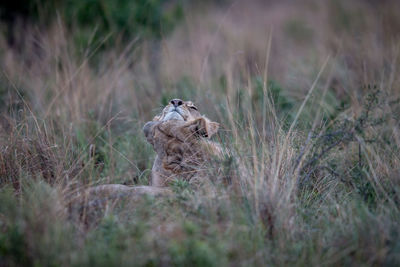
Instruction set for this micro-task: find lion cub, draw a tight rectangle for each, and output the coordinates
[143,99,221,186]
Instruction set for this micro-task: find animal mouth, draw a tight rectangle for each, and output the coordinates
[175,109,185,117]
[163,109,185,121]
[171,109,185,120]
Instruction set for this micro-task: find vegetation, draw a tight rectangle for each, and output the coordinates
[1,0,400,266]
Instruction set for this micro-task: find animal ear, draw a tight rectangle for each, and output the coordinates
[206,121,219,138]
[143,121,158,145]
[192,118,219,138]
[185,118,219,138]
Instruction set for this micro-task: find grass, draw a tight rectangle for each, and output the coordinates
[1,0,400,266]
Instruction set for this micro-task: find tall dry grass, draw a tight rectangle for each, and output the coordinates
[1,0,400,265]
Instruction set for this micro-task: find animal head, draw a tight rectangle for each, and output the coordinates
[153,98,219,138]
[154,99,201,122]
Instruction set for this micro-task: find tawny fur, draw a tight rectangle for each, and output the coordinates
[143,100,221,186]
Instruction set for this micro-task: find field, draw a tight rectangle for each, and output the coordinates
[1,0,400,266]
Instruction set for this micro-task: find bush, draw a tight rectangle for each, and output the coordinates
[0,0,184,48]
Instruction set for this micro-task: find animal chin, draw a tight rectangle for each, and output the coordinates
[162,111,185,121]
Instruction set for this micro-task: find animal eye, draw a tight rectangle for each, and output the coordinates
[190,106,198,110]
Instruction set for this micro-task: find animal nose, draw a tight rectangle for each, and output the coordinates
[170,99,183,108]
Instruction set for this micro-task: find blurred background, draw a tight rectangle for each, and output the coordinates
[1,0,400,265]
[1,0,400,116]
